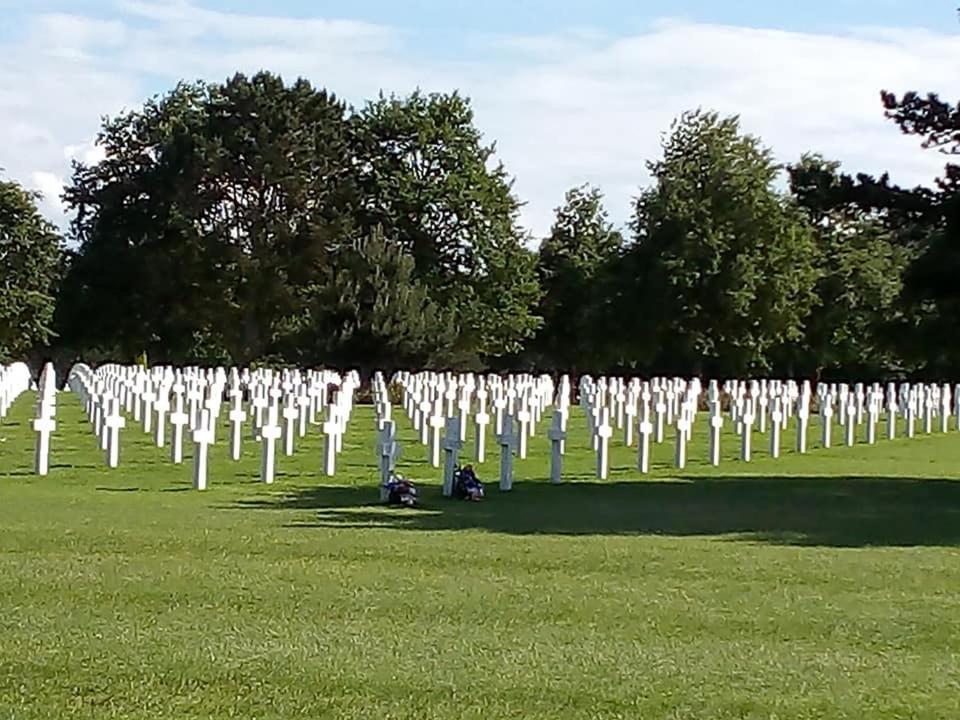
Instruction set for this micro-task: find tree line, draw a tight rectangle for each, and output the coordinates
[2,70,959,380]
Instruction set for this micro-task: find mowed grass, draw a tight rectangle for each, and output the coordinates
[2,390,960,719]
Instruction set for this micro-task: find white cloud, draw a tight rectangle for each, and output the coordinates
[1,1,958,240]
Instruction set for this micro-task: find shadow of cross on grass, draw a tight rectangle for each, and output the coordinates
[234,474,960,549]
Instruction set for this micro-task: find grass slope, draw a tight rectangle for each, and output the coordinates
[1,391,959,719]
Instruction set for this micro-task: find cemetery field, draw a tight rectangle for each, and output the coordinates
[2,392,960,719]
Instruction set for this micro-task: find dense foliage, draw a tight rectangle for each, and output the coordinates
[4,69,958,377]
[0,178,63,362]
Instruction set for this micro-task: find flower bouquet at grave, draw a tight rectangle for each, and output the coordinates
[383,472,419,508]
[452,465,484,502]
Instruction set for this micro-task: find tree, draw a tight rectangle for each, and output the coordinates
[533,185,623,371]
[60,72,356,365]
[281,227,456,371]
[0,178,63,362]
[627,110,820,376]
[875,90,960,375]
[786,154,914,377]
[352,91,541,365]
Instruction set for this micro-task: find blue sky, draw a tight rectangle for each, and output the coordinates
[4,0,951,36]
[1,0,958,236]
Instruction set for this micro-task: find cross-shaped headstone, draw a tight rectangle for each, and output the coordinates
[441,417,464,497]
[595,410,613,480]
[497,414,518,492]
[548,411,566,484]
[260,407,282,484]
[104,401,126,469]
[192,410,214,491]
[32,415,56,476]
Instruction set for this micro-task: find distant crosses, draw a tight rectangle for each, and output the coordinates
[49,366,960,495]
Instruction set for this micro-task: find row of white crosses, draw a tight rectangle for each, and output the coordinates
[392,370,557,493]
[0,362,32,419]
[576,375,960,478]
[60,363,358,488]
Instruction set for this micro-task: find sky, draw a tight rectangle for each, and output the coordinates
[2,0,959,238]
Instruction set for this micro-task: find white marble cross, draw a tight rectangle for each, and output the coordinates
[497,414,518,491]
[548,411,566,484]
[595,409,613,480]
[844,399,857,447]
[821,396,834,449]
[674,417,689,469]
[740,405,755,462]
[228,394,246,462]
[281,396,299,457]
[154,393,169,448]
[260,406,282,484]
[32,415,56,476]
[516,404,531,460]
[192,409,214,491]
[769,397,782,459]
[709,405,723,467]
[441,417,464,497]
[322,411,339,477]
[169,394,190,464]
[428,410,445,468]
[474,405,490,464]
[796,400,809,454]
[104,399,126,469]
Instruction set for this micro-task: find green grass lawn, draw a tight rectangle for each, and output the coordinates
[2,390,960,719]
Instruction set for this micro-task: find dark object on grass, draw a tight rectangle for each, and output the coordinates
[384,473,419,508]
[452,465,484,501]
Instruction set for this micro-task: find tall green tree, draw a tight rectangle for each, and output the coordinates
[60,72,357,365]
[352,91,541,365]
[281,227,455,371]
[786,154,914,377]
[877,89,960,375]
[627,110,820,376]
[0,178,63,361]
[533,184,623,371]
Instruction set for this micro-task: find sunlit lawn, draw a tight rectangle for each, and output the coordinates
[2,390,959,719]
